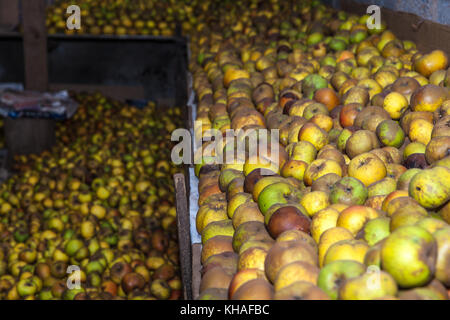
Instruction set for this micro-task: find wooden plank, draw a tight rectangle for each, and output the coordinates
[0,0,20,30]
[22,0,48,91]
[191,243,202,300]
[174,173,193,300]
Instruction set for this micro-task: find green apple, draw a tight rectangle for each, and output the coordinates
[302,74,328,99]
[307,32,324,46]
[397,168,421,191]
[17,279,38,297]
[376,120,405,148]
[62,288,85,300]
[339,269,398,300]
[330,177,368,205]
[329,38,347,51]
[38,288,54,300]
[367,177,397,197]
[257,182,303,215]
[65,238,84,257]
[381,225,437,288]
[409,166,450,209]
[360,217,390,246]
[317,260,366,300]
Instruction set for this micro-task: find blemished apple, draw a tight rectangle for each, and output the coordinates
[376,119,405,148]
[380,225,437,288]
[264,240,318,283]
[348,152,387,187]
[310,207,340,243]
[257,181,304,215]
[317,260,366,300]
[338,270,398,300]
[323,239,370,266]
[409,166,450,209]
[267,205,311,238]
[330,176,368,205]
[359,216,391,246]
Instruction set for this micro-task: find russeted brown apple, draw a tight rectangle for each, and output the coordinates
[264,240,318,283]
[267,205,311,238]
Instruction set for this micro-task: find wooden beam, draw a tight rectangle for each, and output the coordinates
[22,0,48,91]
[0,0,19,30]
[174,173,193,300]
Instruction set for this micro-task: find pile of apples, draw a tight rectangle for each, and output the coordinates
[0,92,184,300]
[191,0,450,300]
[45,0,209,36]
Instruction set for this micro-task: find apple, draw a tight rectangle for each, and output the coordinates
[381,225,437,288]
[314,88,340,111]
[302,74,328,99]
[310,207,340,243]
[318,227,354,267]
[364,240,385,268]
[382,92,408,120]
[16,279,38,297]
[340,103,363,128]
[232,202,264,229]
[414,50,449,78]
[244,168,277,194]
[264,240,318,283]
[345,129,380,159]
[274,261,320,291]
[299,191,330,217]
[311,173,341,194]
[201,219,234,244]
[304,158,343,186]
[232,221,272,253]
[200,266,234,294]
[298,122,329,151]
[228,268,267,299]
[376,119,405,148]
[267,205,311,238]
[287,140,317,164]
[231,278,274,300]
[337,205,380,236]
[409,166,450,209]
[280,159,308,182]
[323,239,370,266]
[238,247,268,272]
[367,177,397,197]
[338,269,398,300]
[252,176,287,201]
[227,192,253,218]
[431,115,450,138]
[410,84,448,113]
[196,201,228,234]
[202,251,238,276]
[426,136,450,164]
[257,181,304,215]
[348,152,387,187]
[330,177,368,205]
[391,77,420,102]
[359,216,391,246]
[317,260,366,300]
[276,229,317,251]
[201,235,234,265]
[274,281,330,300]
